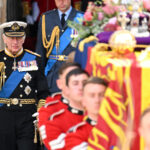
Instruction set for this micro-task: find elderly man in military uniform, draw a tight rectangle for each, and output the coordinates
[0,21,49,150]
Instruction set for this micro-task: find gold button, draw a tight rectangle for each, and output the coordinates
[11,98,19,105]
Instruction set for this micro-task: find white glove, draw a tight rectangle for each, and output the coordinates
[26,15,34,24]
[32,1,40,22]
[32,112,39,117]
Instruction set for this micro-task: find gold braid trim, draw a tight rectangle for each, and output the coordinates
[0,62,5,90]
[79,36,98,52]
[35,99,46,143]
[24,49,41,57]
[37,99,46,111]
[42,15,60,58]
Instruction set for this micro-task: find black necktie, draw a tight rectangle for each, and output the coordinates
[61,13,66,27]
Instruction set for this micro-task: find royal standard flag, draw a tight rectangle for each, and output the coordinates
[86,48,150,150]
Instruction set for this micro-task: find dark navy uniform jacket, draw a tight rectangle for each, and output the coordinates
[0,49,49,111]
[0,49,49,150]
[36,7,83,95]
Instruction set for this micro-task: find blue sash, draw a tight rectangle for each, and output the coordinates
[45,12,83,75]
[0,52,36,106]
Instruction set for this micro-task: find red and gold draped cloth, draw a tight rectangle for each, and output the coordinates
[85,47,150,150]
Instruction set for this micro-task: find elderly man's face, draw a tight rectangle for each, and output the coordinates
[3,35,25,55]
[55,0,71,13]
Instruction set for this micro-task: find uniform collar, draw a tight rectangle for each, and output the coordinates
[86,117,97,126]
[58,6,72,21]
[68,105,84,115]
[61,96,69,104]
[4,48,23,58]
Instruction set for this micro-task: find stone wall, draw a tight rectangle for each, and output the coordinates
[0,0,6,49]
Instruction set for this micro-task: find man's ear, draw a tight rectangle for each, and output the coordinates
[56,79,62,90]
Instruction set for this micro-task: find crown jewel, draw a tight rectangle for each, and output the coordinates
[117,0,150,37]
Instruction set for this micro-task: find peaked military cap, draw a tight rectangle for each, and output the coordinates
[0,21,27,37]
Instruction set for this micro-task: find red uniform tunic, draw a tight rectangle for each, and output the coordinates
[43,106,84,150]
[65,117,96,150]
[38,93,68,127]
[38,93,69,150]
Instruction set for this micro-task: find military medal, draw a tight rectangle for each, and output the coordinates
[24,73,32,83]
[71,28,78,38]
[18,60,38,72]
[24,85,31,95]
[12,58,17,71]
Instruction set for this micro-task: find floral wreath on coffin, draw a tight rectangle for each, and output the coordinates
[68,0,150,47]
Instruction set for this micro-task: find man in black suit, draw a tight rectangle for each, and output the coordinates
[36,0,83,95]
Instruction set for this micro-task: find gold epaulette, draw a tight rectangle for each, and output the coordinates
[0,49,4,53]
[24,49,41,57]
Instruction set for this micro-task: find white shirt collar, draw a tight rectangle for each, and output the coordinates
[58,6,72,21]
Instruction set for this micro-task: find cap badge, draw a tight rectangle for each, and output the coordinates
[11,23,20,31]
